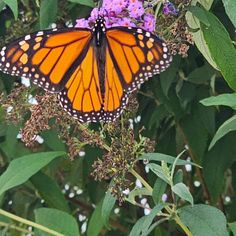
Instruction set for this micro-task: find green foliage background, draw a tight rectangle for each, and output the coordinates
[0,0,236,235]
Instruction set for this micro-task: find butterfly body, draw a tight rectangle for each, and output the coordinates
[0,16,172,122]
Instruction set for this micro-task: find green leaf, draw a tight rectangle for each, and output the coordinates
[34,208,80,236]
[42,129,66,151]
[172,183,193,206]
[222,0,236,28]
[179,102,212,162]
[160,56,180,96]
[187,63,215,85]
[228,222,236,236]
[200,93,236,109]
[129,217,146,236]
[203,132,236,202]
[127,188,151,205]
[185,11,218,70]
[40,0,58,29]
[140,153,200,167]
[147,163,170,185]
[87,201,104,236]
[152,178,167,204]
[201,9,236,91]
[0,1,6,11]
[3,0,18,19]
[192,0,214,10]
[173,169,183,185]
[187,6,210,26]
[0,151,65,197]
[31,171,70,213]
[208,115,236,150]
[101,191,116,227]
[68,0,94,7]
[129,204,164,236]
[179,204,229,236]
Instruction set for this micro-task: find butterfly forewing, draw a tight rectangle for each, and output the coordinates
[0,29,92,92]
[105,27,172,93]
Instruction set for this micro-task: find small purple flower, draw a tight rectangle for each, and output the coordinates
[113,17,136,27]
[128,1,145,18]
[88,7,106,23]
[142,13,156,32]
[75,19,90,28]
[163,2,179,16]
[75,0,156,32]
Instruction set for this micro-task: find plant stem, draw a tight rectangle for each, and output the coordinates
[130,169,193,236]
[0,209,64,236]
[175,215,193,236]
[129,168,153,194]
[0,221,33,234]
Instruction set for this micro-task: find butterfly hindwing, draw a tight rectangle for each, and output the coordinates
[0,28,92,92]
[58,45,104,122]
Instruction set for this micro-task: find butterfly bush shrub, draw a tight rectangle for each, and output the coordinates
[0,0,236,236]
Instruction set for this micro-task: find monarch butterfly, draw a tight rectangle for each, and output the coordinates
[0,16,172,122]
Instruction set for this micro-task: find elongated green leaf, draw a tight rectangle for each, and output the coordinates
[179,102,214,162]
[147,163,170,185]
[0,2,6,11]
[0,151,65,196]
[127,188,151,205]
[3,0,18,19]
[200,93,236,109]
[187,64,215,84]
[101,191,116,227]
[173,169,183,185]
[141,204,164,235]
[179,204,229,236]
[87,201,104,236]
[152,178,167,204]
[228,222,236,236]
[222,0,236,28]
[140,153,200,167]
[40,0,58,29]
[129,204,164,236]
[185,12,218,70]
[191,0,214,10]
[31,171,70,213]
[187,6,210,26]
[208,115,236,150]
[203,132,236,202]
[35,208,80,236]
[68,0,94,7]
[129,217,146,236]
[201,9,236,91]
[172,183,193,206]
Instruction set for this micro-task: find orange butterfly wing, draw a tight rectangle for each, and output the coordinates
[0,29,92,92]
[103,27,172,120]
[58,45,103,122]
[0,26,172,122]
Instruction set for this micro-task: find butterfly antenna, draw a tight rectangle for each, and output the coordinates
[98,0,103,8]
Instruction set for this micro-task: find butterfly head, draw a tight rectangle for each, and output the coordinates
[93,16,106,47]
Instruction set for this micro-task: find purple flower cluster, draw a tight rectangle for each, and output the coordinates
[163,1,179,16]
[75,0,156,32]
